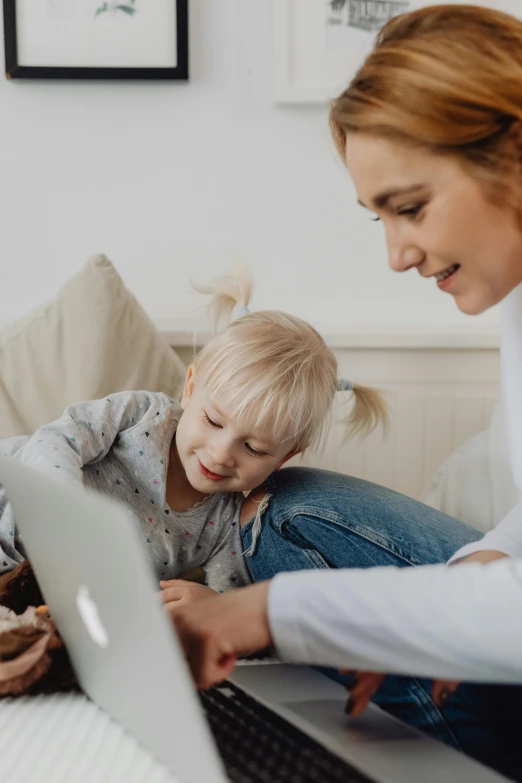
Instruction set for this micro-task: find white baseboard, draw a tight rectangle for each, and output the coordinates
[158,322,501,350]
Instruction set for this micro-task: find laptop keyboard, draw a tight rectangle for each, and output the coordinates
[199,680,374,783]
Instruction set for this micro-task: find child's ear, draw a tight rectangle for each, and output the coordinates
[180,365,197,410]
[277,446,303,469]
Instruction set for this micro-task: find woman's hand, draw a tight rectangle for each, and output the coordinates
[454,550,507,566]
[342,552,508,714]
[342,672,385,716]
[342,671,460,715]
[160,579,217,613]
[171,581,272,689]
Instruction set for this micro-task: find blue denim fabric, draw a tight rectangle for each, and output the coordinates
[240,467,522,781]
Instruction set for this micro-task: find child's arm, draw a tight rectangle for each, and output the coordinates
[15,390,160,485]
[0,391,165,572]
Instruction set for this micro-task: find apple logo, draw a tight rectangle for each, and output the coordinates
[76,585,109,648]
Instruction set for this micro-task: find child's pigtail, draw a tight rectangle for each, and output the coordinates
[338,379,389,439]
[192,266,253,330]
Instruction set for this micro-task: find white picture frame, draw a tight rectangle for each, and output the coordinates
[274,0,522,105]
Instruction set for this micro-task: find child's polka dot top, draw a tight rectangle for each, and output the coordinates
[0,391,251,593]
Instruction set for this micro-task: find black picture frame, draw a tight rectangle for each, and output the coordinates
[3,0,188,80]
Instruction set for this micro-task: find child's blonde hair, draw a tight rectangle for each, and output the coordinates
[193,270,387,452]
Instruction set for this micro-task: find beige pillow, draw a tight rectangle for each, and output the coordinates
[0,254,186,438]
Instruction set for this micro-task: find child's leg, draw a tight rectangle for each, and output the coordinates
[239,467,520,777]
[241,466,481,579]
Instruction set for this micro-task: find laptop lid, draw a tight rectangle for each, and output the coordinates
[0,454,228,783]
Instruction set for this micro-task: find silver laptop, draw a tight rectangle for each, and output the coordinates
[0,454,507,783]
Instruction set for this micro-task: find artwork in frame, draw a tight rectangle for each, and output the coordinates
[3,0,188,80]
[274,0,522,105]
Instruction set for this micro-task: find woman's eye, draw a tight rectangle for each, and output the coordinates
[245,443,267,458]
[204,413,221,429]
[398,204,424,220]
[371,216,381,222]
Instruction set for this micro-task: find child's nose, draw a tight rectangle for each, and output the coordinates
[209,439,235,468]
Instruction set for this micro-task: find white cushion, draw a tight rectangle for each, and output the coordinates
[488,399,519,525]
[0,254,186,438]
[423,401,518,533]
[422,431,493,533]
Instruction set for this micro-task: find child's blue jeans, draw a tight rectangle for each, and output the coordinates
[240,467,522,781]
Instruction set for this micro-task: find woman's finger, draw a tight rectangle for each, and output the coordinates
[345,673,385,717]
[432,679,459,707]
[164,599,188,615]
[174,607,237,690]
[197,636,238,691]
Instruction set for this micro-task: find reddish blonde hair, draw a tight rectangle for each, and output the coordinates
[329,4,522,211]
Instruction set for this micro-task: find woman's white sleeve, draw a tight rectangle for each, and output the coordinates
[268,559,522,682]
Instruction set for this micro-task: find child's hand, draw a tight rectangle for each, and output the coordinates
[160,579,216,613]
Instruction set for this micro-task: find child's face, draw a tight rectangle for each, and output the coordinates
[176,366,298,494]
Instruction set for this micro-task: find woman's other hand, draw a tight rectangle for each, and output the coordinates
[171,581,272,689]
[342,671,460,715]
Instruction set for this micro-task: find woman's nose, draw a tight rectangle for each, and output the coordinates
[388,243,425,273]
[385,223,425,272]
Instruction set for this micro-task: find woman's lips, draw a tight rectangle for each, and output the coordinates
[437,266,460,292]
[434,263,460,292]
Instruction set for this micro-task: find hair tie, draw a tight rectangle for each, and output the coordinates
[337,378,354,392]
[233,304,250,320]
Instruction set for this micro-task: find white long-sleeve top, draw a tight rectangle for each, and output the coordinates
[269,284,522,682]
[449,285,522,562]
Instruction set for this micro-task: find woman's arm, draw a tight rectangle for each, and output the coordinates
[172,558,522,689]
[269,559,522,682]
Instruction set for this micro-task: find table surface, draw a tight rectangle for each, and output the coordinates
[0,692,179,783]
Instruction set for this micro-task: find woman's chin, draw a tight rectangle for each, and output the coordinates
[453,291,494,316]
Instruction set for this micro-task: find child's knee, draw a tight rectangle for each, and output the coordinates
[240,488,268,527]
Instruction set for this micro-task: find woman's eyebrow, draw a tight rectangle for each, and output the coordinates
[358,184,427,210]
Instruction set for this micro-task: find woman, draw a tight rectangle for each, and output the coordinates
[169,5,522,779]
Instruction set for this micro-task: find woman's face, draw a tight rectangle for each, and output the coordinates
[345,134,522,315]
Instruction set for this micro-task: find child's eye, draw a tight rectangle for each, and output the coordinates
[245,443,267,458]
[204,413,221,429]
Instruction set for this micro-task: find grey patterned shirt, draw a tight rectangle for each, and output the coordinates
[0,391,251,592]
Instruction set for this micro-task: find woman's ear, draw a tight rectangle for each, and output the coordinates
[180,365,197,410]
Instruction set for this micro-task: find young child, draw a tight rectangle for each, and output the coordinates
[0,274,387,602]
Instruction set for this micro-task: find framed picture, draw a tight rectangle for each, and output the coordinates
[274,0,522,105]
[3,0,188,80]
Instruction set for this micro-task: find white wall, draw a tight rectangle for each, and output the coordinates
[0,0,500,339]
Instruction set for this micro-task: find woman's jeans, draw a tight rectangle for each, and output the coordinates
[240,467,522,781]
